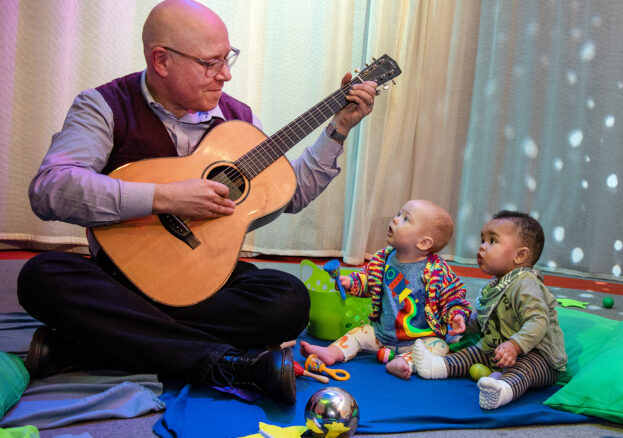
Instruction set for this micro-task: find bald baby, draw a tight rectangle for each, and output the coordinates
[387,199,454,262]
[410,199,453,254]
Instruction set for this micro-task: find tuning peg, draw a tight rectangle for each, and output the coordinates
[372,57,377,62]
[392,80,397,85]
[375,89,383,96]
[354,68,361,73]
[383,84,390,90]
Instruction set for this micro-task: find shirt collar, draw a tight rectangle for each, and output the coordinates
[140,70,224,124]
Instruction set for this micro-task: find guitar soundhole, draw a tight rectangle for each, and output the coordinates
[205,164,246,203]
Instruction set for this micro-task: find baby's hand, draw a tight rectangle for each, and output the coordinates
[448,314,465,336]
[494,340,522,368]
[339,275,352,291]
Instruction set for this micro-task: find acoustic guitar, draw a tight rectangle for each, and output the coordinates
[93,55,402,306]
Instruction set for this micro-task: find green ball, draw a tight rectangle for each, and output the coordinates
[603,296,614,308]
[469,363,491,381]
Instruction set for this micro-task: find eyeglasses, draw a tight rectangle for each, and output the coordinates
[163,46,240,77]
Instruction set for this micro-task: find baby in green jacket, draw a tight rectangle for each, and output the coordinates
[414,210,567,409]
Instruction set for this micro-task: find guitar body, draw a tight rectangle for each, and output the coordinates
[92,120,296,306]
[92,54,402,307]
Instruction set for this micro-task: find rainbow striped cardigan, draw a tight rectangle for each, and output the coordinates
[348,247,472,337]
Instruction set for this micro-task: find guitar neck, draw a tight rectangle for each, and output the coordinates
[234,78,362,179]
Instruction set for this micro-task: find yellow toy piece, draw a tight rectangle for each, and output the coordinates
[240,422,307,438]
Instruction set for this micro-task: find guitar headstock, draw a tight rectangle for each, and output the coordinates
[354,54,402,89]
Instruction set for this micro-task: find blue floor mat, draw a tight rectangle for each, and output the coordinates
[153,331,592,438]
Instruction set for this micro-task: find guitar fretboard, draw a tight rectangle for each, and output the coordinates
[234,78,363,179]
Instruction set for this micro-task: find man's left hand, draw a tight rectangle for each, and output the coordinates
[332,72,377,137]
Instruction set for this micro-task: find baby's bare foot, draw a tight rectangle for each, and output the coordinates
[386,357,412,379]
[299,341,343,365]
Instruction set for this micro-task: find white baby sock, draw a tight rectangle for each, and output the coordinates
[478,376,514,409]
[413,339,448,379]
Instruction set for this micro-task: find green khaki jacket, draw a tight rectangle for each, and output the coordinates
[479,271,567,370]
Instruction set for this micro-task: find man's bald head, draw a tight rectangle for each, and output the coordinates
[142,0,228,61]
[141,0,233,116]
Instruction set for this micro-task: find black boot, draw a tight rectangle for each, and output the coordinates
[24,326,117,378]
[25,326,86,378]
[214,347,296,404]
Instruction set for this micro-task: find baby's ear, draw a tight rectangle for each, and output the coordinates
[416,236,434,252]
[514,247,531,265]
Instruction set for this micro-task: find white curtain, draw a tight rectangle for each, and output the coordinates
[454,0,623,281]
[244,0,481,265]
[10,1,619,282]
[1,0,159,252]
[8,0,621,282]
[1,0,480,264]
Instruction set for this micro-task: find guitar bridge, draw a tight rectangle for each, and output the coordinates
[158,214,201,249]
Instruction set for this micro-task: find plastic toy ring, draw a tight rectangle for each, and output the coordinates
[304,354,351,381]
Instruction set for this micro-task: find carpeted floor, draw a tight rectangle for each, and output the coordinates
[1,252,623,438]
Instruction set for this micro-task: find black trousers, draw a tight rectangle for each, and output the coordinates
[17,251,310,385]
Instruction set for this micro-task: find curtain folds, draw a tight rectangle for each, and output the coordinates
[2,0,620,281]
[455,0,623,281]
[248,0,482,265]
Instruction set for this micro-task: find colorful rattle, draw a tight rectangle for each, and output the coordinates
[304,354,350,381]
[323,259,346,300]
[294,361,329,384]
[376,347,395,364]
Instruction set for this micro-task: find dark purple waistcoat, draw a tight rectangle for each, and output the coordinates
[96,72,253,174]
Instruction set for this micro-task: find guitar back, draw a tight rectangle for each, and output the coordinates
[92,121,296,306]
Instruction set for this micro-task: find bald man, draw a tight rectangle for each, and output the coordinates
[19,0,377,404]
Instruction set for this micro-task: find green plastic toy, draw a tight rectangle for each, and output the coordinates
[556,298,588,308]
[300,259,371,341]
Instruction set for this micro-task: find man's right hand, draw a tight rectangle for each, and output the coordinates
[152,179,236,219]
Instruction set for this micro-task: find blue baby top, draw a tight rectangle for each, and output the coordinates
[372,252,435,348]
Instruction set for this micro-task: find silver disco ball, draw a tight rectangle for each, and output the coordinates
[304,387,359,437]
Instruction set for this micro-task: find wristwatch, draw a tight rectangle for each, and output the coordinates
[326,122,347,143]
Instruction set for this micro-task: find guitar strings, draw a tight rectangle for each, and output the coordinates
[245,80,358,166]
[178,64,386,222]
[237,68,376,176]
[210,84,353,186]
[147,62,395,272]
[208,67,376,187]
[234,83,354,178]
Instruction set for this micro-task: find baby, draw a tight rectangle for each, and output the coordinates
[301,199,472,379]
[414,210,567,409]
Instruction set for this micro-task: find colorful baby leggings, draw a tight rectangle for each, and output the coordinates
[331,323,441,368]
